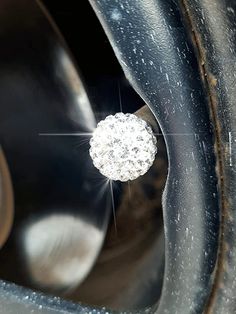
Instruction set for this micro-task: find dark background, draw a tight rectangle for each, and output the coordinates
[43,0,143,117]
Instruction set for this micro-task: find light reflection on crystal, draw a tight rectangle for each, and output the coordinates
[89,113,157,182]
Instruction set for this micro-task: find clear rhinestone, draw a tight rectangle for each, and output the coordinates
[89,112,157,182]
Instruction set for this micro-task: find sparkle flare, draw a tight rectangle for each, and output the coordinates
[89,113,157,182]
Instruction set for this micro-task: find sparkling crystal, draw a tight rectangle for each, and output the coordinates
[89,112,157,182]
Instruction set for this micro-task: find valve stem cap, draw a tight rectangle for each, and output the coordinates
[89,112,157,182]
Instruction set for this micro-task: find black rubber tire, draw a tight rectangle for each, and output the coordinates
[89,0,236,313]
[0,1,235,314]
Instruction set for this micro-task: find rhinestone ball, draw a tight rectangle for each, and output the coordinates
[89,113,157,182]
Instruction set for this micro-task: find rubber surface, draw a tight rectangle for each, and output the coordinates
[89,1,220,313]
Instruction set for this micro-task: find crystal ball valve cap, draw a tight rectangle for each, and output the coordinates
[89,113,157,182]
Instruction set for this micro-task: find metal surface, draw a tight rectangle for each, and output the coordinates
[0,0,166,313]
[89,0,220,313]
[135,105,160,134]
[0,0,109,295]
